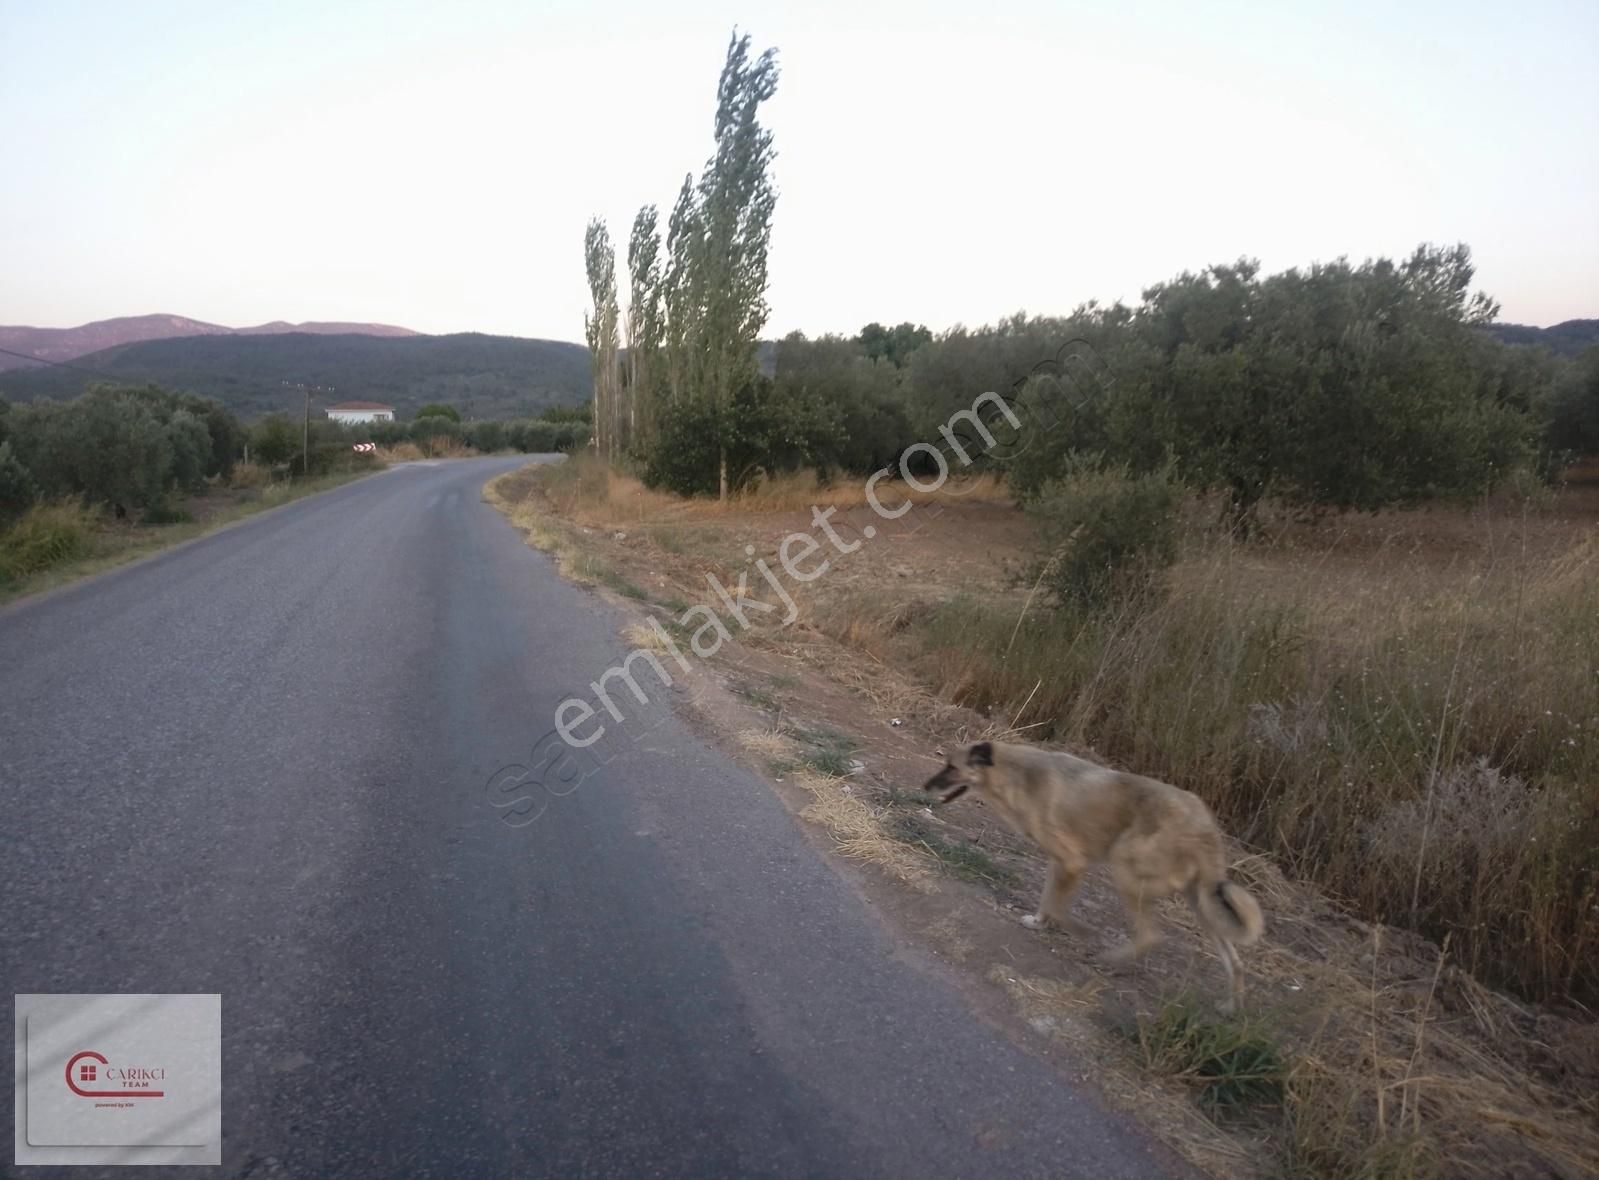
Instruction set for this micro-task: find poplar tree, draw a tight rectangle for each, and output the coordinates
[626,205,664,449]
[583,218,622,459]
[695,31,780,499]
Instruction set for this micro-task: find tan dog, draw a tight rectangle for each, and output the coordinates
[923,740,1264,1009]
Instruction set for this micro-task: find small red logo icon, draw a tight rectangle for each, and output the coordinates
[65,1051,165,1098]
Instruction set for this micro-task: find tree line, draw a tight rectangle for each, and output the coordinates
[584,32,1597,517]
[0,386,591,521]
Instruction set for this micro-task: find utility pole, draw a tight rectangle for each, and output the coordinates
[281,381,334,478]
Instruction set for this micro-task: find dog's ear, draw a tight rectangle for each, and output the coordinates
[967,741,994,768]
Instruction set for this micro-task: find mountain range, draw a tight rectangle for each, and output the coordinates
[1483,319,1599,358]
[0,314,419,372]
[0,327,590,421]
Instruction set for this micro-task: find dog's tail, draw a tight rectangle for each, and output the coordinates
[1197,877,1264,946]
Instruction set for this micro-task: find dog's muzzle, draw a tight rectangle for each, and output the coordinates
[921,769,969,806]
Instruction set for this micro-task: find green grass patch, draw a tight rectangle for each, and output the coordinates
[1133,995,1288,1113]
[887,811,1021,889]
[782,722,858,776]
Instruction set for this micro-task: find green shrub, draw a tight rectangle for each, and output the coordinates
[1135,995,1288,1112]
[643,394,721,496]
[166,409,213,494]
[0,440,37,517]
[251,413,300,466]
[0,500,93,579]
[468,420,505,452]
[410,415,461,443]
[414,402,460,423]
[1024,454,1181,609]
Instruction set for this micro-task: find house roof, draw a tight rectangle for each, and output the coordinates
[326,401,394,411]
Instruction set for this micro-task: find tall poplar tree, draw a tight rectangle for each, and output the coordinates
[583,218,622,459]
[695,31,780,499]
[626,205,664,449]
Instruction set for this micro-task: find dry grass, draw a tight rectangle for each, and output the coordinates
[735,727,796,761]
[796,768,935,886]
[732,728,933,885]
[484,457,1599,1177]
[1260,924,1599,1177]
[857,524,1599,1006]
[377,441,425,463]
[537,452,1008,526]
[415,436,477,459]
[227,460,269,488]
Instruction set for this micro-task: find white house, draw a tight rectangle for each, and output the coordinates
[326,400,395,424]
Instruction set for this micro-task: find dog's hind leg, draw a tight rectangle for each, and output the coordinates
[1104,882,1161,965]
[1021,860,1088,935]
[1215,937,1244,1013]
[1186,880,1245,1012]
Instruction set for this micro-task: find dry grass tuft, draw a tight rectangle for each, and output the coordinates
[793,769,933,887]
[537,452,1010,525]
[991,966,1107,1019]
[623,621,669,652]
[736,727,796,760]
[377,442,425,463]
[415,436,477,459]
[227,461,269,488]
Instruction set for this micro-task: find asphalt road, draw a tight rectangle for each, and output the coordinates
[1,457,1173,1178]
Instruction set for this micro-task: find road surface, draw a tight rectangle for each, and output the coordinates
[1,457,1174,1177]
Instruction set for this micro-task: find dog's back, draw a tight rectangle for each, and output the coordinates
[983,744,1226,882]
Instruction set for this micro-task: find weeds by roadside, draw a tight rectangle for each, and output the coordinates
[0,469,378,604]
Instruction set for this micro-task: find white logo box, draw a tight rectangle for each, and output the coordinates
[14,994,221,1166]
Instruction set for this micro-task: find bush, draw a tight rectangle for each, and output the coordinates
[0,440,37,517]
[251,413,300,466]
[13,393,173,511]
[410,416,463,455]
[166,409,213,494]
[0,500,93,579]
[1544,346,1599,456]
[642,394,721,495]
[1024,455,1182,609]
[467,420,505,452]
[414,402,460,423]
[141,501,194,525]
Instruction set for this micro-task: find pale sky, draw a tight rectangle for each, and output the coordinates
[3,0,1595,340]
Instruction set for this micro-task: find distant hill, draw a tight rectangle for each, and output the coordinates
[1484,319,1599,358]
[0,314,419,372]
[0,332,592,421]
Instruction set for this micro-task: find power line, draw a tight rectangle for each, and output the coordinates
[282,381,335,476]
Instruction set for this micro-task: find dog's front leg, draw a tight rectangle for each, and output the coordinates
[1021,860,1089,936]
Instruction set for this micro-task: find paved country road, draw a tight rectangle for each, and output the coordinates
[1,457,1175,1178]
